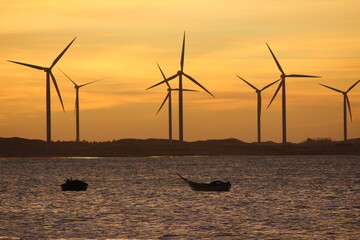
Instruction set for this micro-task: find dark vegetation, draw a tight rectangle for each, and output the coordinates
[0,137,359,157]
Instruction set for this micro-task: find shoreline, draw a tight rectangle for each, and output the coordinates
[1,137,359,157]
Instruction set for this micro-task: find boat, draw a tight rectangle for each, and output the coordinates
[61,178,88,191]
[177,173,231,191]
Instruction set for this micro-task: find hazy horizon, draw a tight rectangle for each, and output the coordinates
[0,0,359,143]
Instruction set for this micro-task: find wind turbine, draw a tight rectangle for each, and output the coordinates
[59,69,101,142]
[147,32,214,143]
[8,37,76,150]
[237,76,280,143]
[155,63,197,144]
[319,80,360,142]
[266,43,320,144]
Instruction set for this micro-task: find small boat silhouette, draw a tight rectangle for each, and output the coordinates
[61,178,88,191]
[177,173,231,191]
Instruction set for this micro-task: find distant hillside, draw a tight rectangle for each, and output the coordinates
[0,137,359,157]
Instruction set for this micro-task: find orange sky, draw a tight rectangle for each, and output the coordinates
[0,0,359,143]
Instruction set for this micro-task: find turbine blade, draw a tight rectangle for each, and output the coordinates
[319,83,343,93]
[50,37,76,69]
[261,79,281,91]
[266,43,285,75]
[286,74,321,78]
[267,79,284,109]
[173,88,199,92]
[156,92,170,115]
[157,63,170,88]
[146,73,179,90]
[345,95,352,122]
[50,72,65,112]
[7,60,46,70]
[347,79,360,93]
[157,63,167,80]
[183,72,214,97]
[58,68,77,86]
[180,32,185,72]
[79,78,103,88]
[236,75,258,91]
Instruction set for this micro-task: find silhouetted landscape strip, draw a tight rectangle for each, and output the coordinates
[0,137,359,157]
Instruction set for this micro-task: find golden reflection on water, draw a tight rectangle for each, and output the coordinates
[0,155,359,239]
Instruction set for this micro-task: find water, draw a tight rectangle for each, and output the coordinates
[0,155,359,239]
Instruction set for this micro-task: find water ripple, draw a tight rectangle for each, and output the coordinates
[0,155,359,239]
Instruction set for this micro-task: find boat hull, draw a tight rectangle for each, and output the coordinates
[188,181,231,191]
[61,179,88,191]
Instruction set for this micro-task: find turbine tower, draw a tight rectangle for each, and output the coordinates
[237,76,280,143]
[8,37,76,150]
[155,63,197,144]
[319,80,360,142]
[59,69,101,142]
[266,43,320,144]
[147,32,214,144]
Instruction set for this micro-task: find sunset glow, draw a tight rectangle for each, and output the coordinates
[0,0,359,142]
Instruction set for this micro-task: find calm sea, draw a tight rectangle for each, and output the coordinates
[0,155,359,240]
